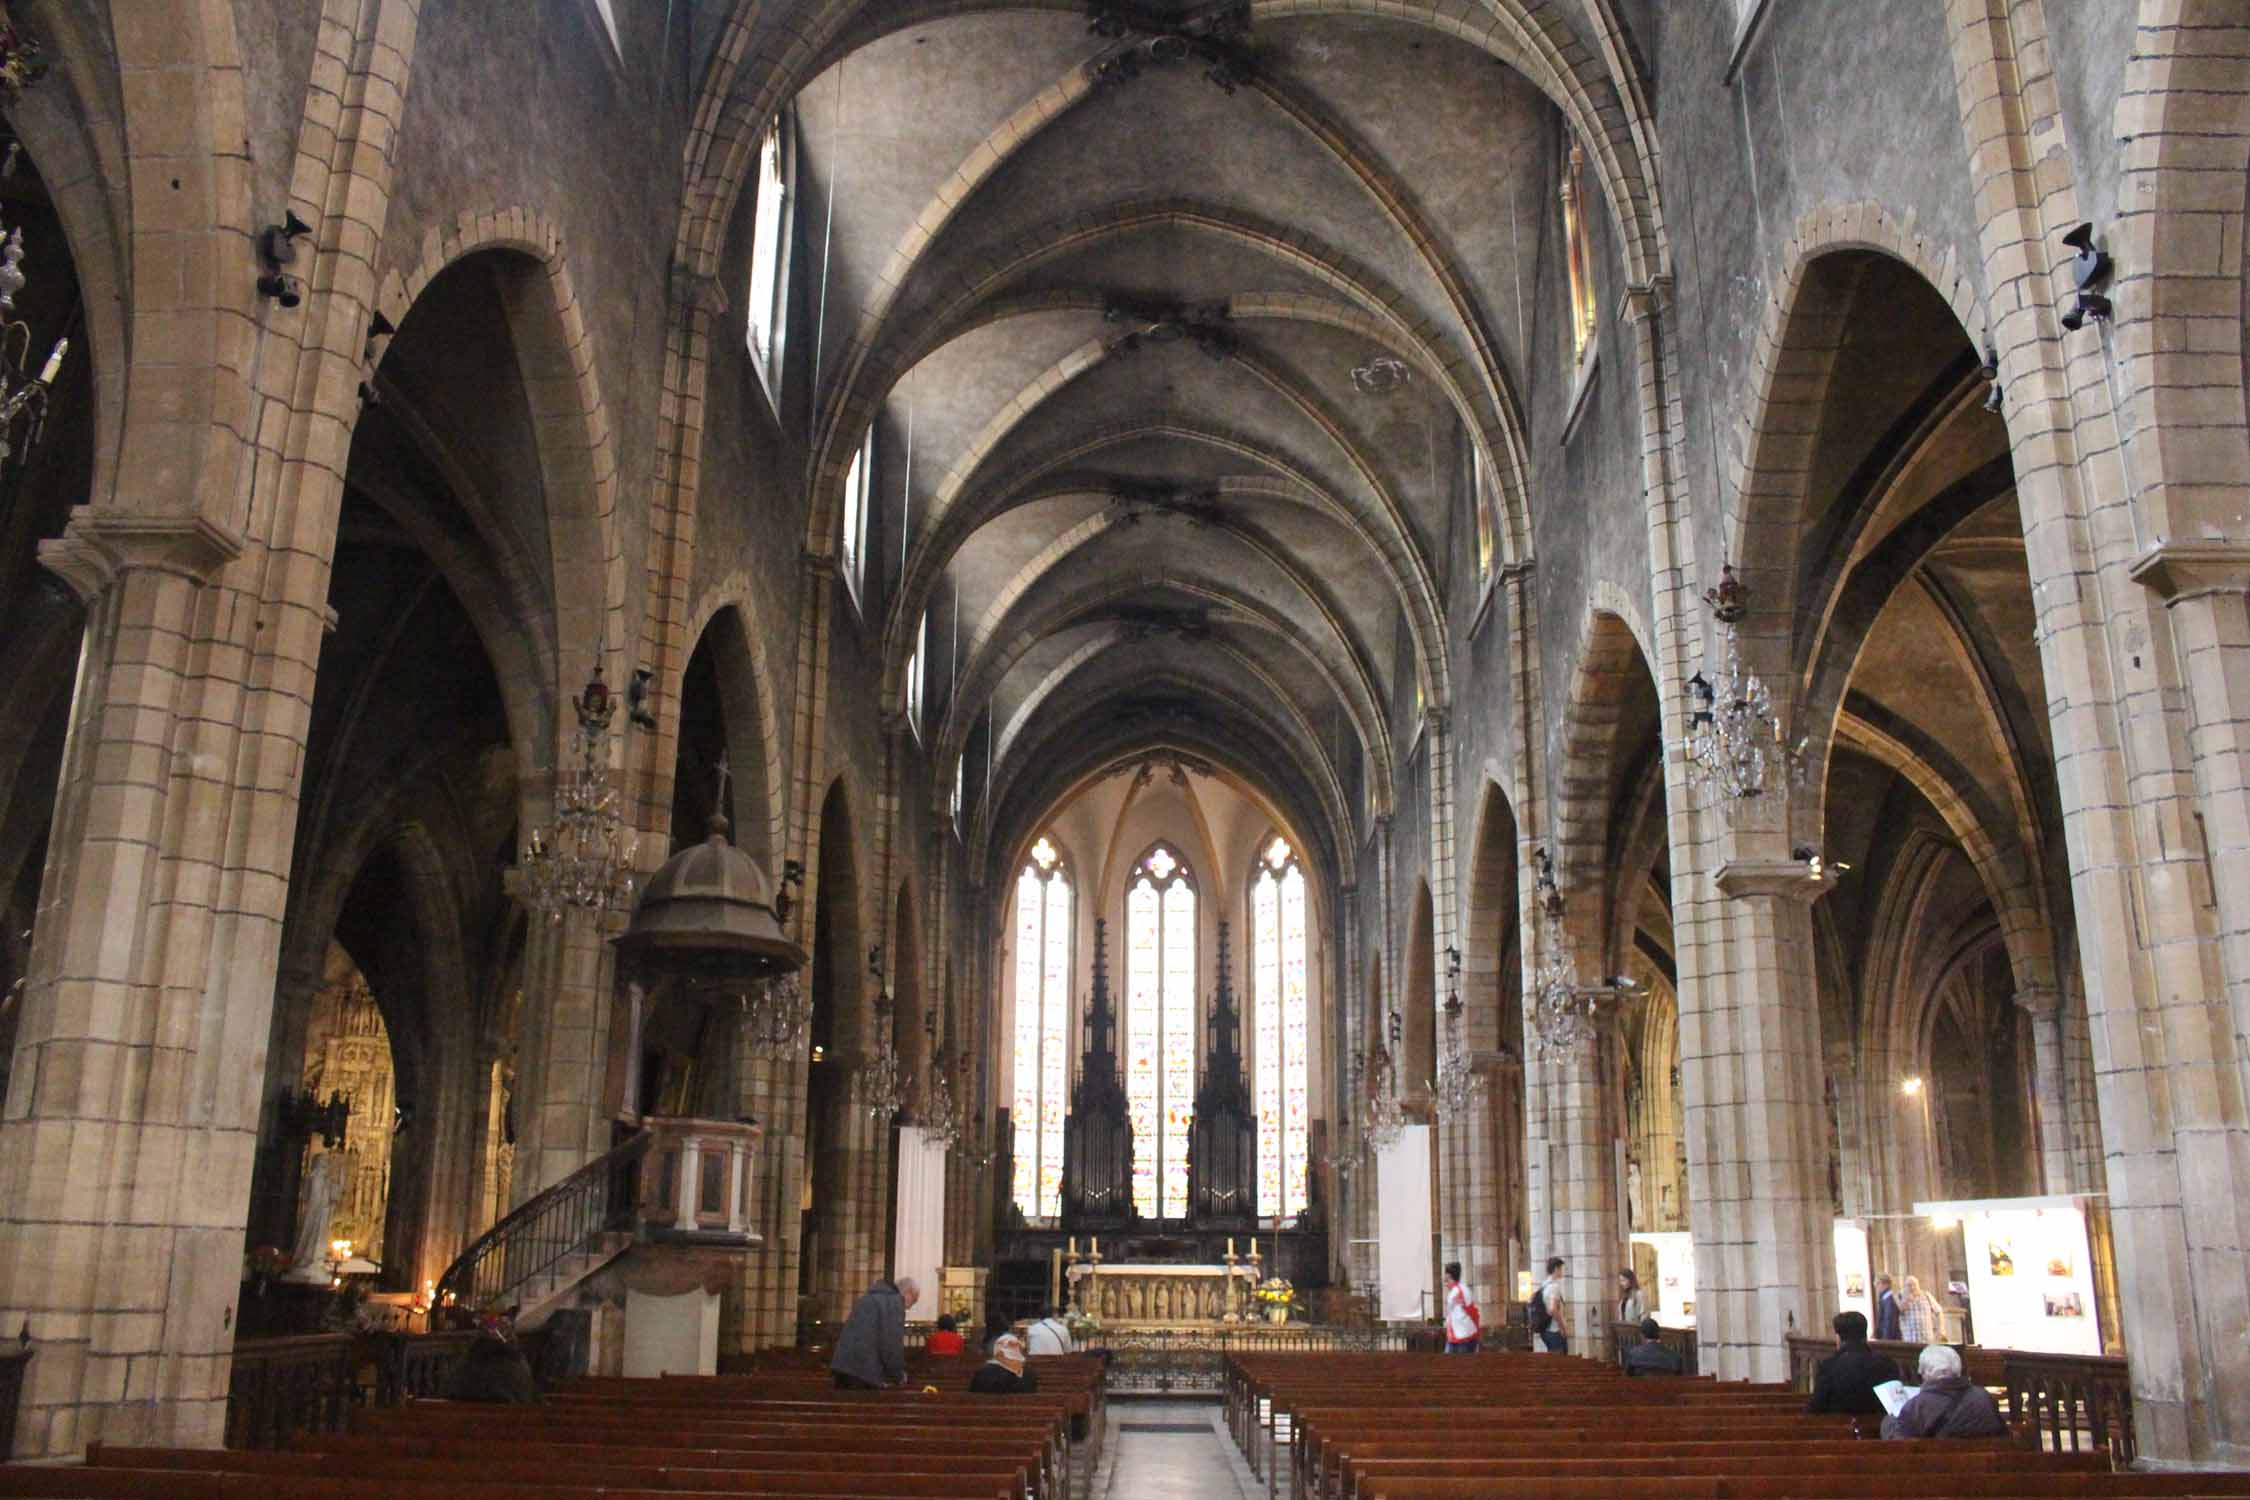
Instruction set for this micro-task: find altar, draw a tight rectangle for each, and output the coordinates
[1067,1262,1261,1327]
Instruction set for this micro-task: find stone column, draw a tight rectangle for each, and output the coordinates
[509,907,623,1200]
[0,515,260,1457]
[1531,984,1623,1360]
[2012,983,2073,1194]
[1698,860,1837,1381]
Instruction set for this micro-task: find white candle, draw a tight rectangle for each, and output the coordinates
[36,337,64,385]
[1227,1237,1235,1256]
[1091,1237,1098,1256]
[1068,1236,1077,1256]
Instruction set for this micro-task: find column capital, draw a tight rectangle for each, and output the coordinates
[2012,983,2062,1021]
[1620,276,1676,324]
[669,258,731,317]
[800,547,839,580]
[1713,859,1836,903]
[2128,540,2250,605]
[37,506,243,603]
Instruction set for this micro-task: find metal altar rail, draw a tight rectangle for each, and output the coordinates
[1785,1334,2134,1463]
[1089,1325,1411,1395]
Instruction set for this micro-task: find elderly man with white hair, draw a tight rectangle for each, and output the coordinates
[830,1274,921,1389]
[968,1332,1042,1395]
[1881,1344,2009,1439]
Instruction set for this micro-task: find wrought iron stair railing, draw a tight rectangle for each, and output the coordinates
[435,1128,652,1315]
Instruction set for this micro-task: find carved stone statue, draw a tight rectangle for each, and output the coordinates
[1626,1158,1644,1228]
[286,1151,345,1282]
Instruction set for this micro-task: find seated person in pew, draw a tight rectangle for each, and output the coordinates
[1880,1343,2008,1439]
[442,1327,539,1403]
[1024,1305,1074,1356]
[831,1274,920,1389]
[968,1333,1042,1395]
[1621,1317,1682,1376]
[926,1314,966,1357]
[1807,1310,1902,1416]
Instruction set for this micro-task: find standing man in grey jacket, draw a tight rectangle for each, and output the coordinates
[830,1275,921,1388]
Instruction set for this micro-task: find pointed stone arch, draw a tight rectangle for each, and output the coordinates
[376,211,629,754]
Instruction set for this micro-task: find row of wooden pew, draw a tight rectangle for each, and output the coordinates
[1222,1350,2250,1500]
[0,1351,1106,1500]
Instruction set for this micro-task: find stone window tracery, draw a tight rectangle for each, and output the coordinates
[1252,836,1310,1219]
[1011,836,1071,1221]
[1127,844,1196,1219]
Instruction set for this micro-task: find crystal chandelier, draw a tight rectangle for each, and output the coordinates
[741,972,813,1057]
[519,661,637,920]
[1361,1029,1407,1150]
[854,1026,906,1119]
[1684,564,1804,804]
[853,945,908,1119]
[1528,938,1596,1061]
[1526,844,1596,1061]
[1435,998,1487,1118]
[921,1034,964,1148]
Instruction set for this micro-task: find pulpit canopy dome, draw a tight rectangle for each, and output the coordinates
[615,817,806,980]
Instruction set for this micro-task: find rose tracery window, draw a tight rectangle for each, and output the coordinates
[1010,836,1071,1221]
[1127,844,1196,1220]
[1252,837,1310,1219]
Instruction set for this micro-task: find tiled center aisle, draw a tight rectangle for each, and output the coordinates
[1102,1400,1260,1500]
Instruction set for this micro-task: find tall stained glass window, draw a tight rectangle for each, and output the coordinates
[1126,845,1196,1220]
[1252,838,1311,1218]
[1010,837,1071,1221]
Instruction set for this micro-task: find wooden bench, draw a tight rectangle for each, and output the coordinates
[1217,1351,2250,1500]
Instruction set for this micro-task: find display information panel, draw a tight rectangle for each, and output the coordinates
[1915,1195,2101,1356]
[1833,1219,1873,1326]
[1630,1230,1696,1326]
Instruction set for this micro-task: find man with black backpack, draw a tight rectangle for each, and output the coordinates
[1527,1256,1570,1353]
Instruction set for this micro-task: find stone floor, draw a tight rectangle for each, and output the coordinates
[1098,1398,1260,1500]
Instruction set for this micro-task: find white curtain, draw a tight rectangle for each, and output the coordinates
[1377,1125,1434,1321]
[892,1125,948,1311]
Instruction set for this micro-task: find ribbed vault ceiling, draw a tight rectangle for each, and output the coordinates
[772,2,1575,877]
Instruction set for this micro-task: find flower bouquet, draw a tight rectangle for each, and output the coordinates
[1254,1276,1298,1324]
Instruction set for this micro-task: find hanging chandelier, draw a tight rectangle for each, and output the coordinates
[1361,1027,1407,1150]
[1683,564,1805,804]
[1526,844,1596,1060]
[854,1022,906,1119]
[520,660,637,920]
[742,972,813,1057]
[853,945,908,1119]
[921,1032,964,1148]
[1527,938,1596,1061]
[1434,997,1487,1118]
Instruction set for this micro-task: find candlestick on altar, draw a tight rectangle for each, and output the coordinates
[1221,1245,1243,1323]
